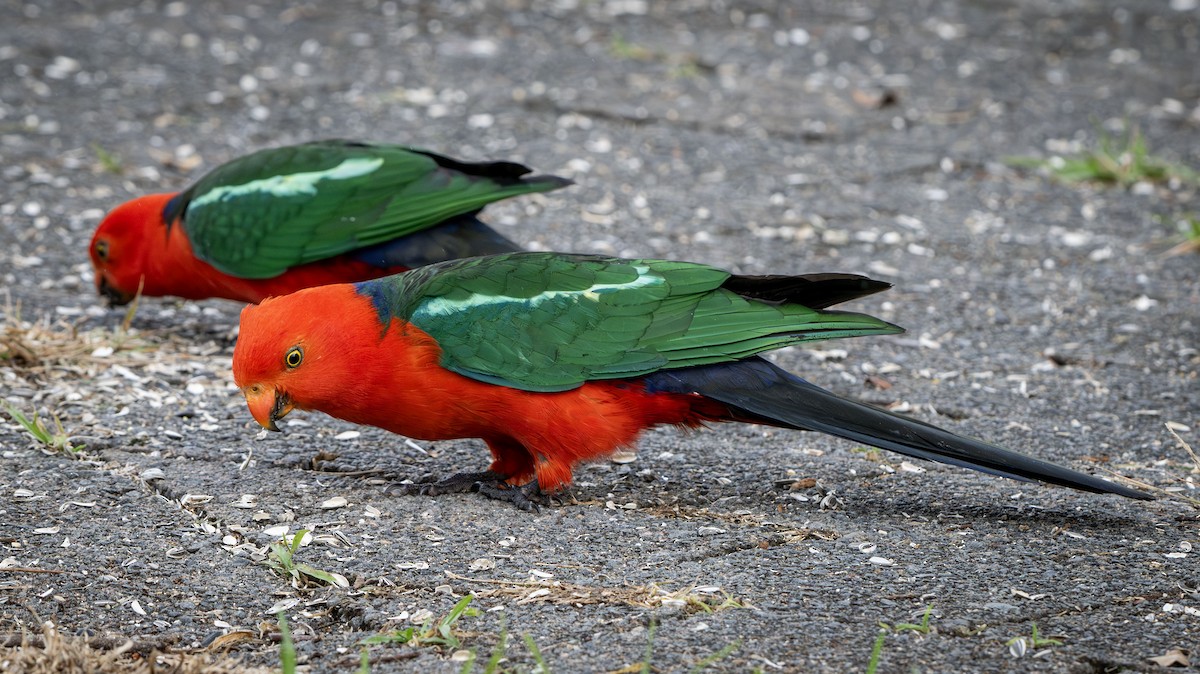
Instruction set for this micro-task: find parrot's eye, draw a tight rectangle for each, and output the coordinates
[95,240,109,261]
[284,346,304,369]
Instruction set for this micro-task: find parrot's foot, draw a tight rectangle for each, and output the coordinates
[475,480,548,512]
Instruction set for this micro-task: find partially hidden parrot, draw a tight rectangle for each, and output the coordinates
[89,140,571,305]
[231,252,1151,509]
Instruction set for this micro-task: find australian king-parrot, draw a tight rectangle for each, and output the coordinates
[232,252,1151,508]
[89,140,571,304]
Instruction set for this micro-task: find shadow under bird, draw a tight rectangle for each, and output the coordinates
[231,252,1151,509]
[88,140,571,305]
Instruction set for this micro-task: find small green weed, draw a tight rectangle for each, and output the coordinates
[360,608,552,674]
[457,626,554,674]
[609,34,656,61]
[264,529,348,588]
[1182,215,1200,242]
[2,401,78,454]
[608,33,703,79]
[360,595,480,652]
[1164,213,1200,256]
[1006,622,1064,656]
[880,604,935,635]
[1008,126,1197,187]
[869,605,935,673]
[91,142,124,174]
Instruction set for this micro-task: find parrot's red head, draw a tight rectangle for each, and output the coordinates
[89,193,177,305]
[233,284,386,431]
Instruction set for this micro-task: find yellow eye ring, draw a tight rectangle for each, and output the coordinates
[284,346,304,369]
[95,240,109,261]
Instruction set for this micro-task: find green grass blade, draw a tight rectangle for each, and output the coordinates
[640,620,657,674]
[690,639,741,673]
[523,633,550,674]
[865,630,887,674]
[277,612,296,674]
[483,627,507,674]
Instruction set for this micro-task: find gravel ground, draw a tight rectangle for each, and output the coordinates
[1,1,1198,672]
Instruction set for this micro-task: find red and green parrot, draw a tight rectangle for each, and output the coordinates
[88,140,571,305]
[231,252,1150,509]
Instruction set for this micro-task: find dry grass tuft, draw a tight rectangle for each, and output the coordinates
[0,623,271,674]
[1,314,162,377]
[1,307,236,450]
[440,571,752,613]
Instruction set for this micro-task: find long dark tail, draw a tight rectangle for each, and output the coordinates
[645,358,1151,500]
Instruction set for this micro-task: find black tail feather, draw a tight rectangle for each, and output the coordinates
[411,147,574,189]
[722,273,891,309]
[645,359,1151,500]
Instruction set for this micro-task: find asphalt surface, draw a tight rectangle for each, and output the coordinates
[1,1,1198,672]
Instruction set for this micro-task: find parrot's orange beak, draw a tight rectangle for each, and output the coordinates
[242,384,293,432]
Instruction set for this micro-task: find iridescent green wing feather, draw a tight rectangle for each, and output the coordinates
[356,252,903,392]
[167,140,570,278]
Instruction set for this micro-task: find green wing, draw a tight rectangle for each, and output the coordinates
[168,140,571,278]
[356,252,904,392]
